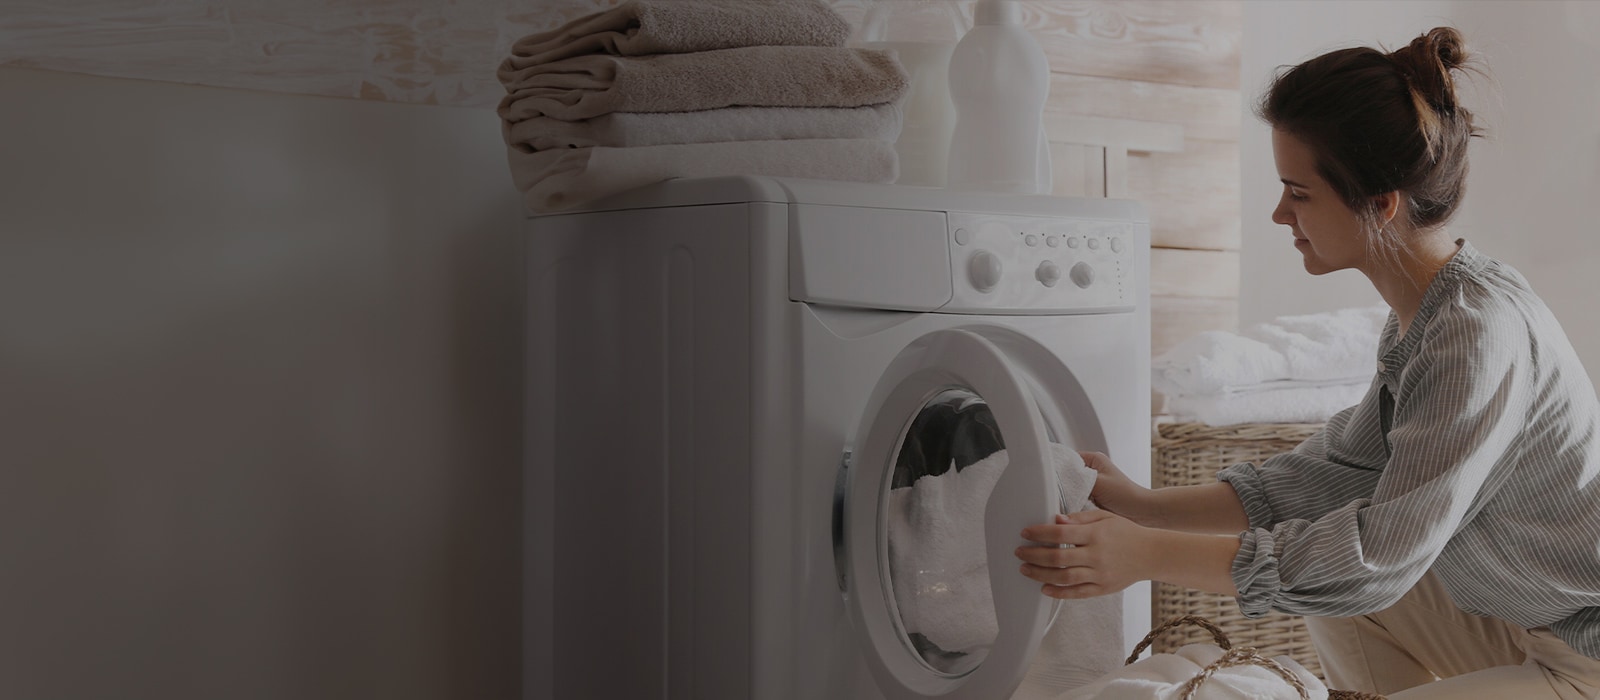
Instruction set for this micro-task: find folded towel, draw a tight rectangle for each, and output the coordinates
[884,444,1097,656]
[498,46,909,122]
[1153,306,1389,396]
[502,0,850,67]
[510,139,897,212]
[1061,643,1328,700]
[504,102,904,153]
[1164,381,1369,426]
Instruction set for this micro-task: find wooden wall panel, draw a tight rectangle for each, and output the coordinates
[1128,140,1242,251]
[1046,73,1241,143]
[1020,1,1242,90]
[1150,249,1238,299]
[1151,296,1240,359]
[0,0,547,107]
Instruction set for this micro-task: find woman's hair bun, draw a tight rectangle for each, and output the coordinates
[1423,26,1467,71]
[1391,26,1470,115]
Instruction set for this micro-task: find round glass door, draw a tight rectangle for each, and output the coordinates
[840,328,1064,700]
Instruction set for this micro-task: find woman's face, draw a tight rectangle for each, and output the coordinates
[1270,129,1370,275]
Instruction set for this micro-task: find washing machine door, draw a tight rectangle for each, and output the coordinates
[840,328,1064,700]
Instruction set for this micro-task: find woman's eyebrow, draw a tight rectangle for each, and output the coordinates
[1281,178,1312,189]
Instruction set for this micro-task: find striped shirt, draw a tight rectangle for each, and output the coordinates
[1218,240,1600,658]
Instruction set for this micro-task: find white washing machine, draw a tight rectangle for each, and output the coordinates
[525,176,1151,700]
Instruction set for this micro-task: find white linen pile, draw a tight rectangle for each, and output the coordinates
[1059,643,1328,700]
[1153,306,1390,425]
[496,0,910,212]
[885,444,1124,696]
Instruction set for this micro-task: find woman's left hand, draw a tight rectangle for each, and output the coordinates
[1015,510,1161,600]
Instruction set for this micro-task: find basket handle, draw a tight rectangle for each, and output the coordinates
[1179,647,1310,700]
[1125,615,1231,665]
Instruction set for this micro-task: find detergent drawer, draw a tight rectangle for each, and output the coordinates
[786,203,954,312]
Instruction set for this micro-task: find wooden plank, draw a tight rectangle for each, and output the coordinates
[1043,113,1184,153]
[833,1,1243,103]
[1127,139,1241,251]
[1022,1,1242,90]
[1046,73,1241,143]
[1150,248,1239,299]
[1151,295,1239,359]
[1050,143,1090,197]
[0,0,539,107]
[1048,143,1113,198]
[1085,145,1107,198]
[1105,147,1129,199]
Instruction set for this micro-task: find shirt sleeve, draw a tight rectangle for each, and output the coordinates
[1218,400,1385,530]
[1230,301,1532,618]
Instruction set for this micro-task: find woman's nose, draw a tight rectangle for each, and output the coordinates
[1271,196,1294,226]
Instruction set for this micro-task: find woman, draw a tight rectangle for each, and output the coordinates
[1014,27,1600,699]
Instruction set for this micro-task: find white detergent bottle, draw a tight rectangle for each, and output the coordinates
[945,0,1053,194]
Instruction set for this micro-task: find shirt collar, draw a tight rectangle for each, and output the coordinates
[1375,239,1485,384]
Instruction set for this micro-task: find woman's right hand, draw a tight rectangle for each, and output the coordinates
[1078,451,1159,527]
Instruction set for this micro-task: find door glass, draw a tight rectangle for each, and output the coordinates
[882,387,1006,677]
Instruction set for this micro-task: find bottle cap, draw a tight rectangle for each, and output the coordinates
[973,0,1023,26]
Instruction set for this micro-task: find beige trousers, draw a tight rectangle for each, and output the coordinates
[1305,572,1600,699]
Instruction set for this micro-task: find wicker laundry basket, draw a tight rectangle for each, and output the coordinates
[1151,421,1328,680]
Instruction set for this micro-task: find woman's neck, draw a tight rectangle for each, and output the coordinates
[1363,232,1462,337]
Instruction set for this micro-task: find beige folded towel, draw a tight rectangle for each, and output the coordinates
[504,0,851,67]
[504,103,903,153]
[509,139,898,212]
[498,46,908,122]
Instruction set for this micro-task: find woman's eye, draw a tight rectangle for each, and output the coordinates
[1288,191,1308,201]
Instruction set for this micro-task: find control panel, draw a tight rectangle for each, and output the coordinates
[944,212,1139,314]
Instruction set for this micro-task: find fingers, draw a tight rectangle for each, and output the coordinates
[1019,561,1096,586]
[1078,451,1114,471]
[1041,582,1110,600]
[1015,543,1075,567]
[1019,510,1114,543]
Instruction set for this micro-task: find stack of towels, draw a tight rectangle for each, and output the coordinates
[1153,306,1391,426]
[497,0,910,212]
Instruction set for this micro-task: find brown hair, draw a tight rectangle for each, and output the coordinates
[1258,27,1483,267]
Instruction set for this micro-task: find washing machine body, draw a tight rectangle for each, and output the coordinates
[525,176,1151,700]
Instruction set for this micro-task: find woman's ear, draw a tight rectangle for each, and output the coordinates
[1373,191,1402,227]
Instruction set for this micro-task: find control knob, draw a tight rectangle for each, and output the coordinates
[968,250,1003,293]
[1070,261,1095,289]
[1035,261,1061,288]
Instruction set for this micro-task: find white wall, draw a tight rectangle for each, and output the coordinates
[1240,0,1600,390]
[0,67,524,699]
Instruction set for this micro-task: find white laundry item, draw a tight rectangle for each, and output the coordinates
[1153,306,1388,396]
[504,103,904,152]
[508,139,897,212]
[1060,643,1328,700]
[1011,591,1125,700]
[1164,381,1369,426]
[883,444,1096,657]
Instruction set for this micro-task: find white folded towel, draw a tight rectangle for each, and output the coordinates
[884,444,1097,656]
[510,139,897,212]
[504,103,904,152]
[1061,643,1328,700]
[1164,380,1369,426]
[1153,306,1389,397]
